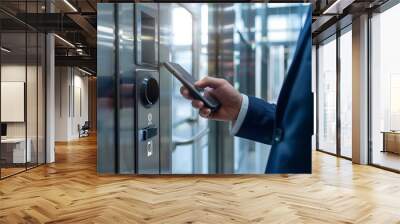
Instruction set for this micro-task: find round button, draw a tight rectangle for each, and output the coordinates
[141,77,159,107]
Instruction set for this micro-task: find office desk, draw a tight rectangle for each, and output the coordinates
[1,138,31,164]
[382,131,400,154]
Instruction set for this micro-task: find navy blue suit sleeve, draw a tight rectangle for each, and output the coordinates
[235,96,276,145]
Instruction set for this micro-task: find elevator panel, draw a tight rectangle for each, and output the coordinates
[136,70,160,174]
[97,3,161,174]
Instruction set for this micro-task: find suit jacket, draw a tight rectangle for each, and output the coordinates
[235,8,313,173]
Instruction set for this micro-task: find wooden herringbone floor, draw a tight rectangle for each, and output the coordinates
[1,135,400,224]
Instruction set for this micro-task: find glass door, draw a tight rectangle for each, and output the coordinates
[317,35,337,155]
[315,24,353,160]
[169,4,209,174]
[370,3,400,171]
[339,27,352,159]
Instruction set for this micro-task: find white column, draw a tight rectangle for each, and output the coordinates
[46,33,55,163]
[352,14,369,164]
[45,1,55,163]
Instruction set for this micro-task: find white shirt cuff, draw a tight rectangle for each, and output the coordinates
[230,94,249,136]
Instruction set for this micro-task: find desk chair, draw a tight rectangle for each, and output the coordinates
[78,121,90,138]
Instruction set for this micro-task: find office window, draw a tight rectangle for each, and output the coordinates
[339,28,352,158]
[317,36,337,154]
[371,3,400,171]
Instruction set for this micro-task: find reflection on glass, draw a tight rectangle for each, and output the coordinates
[340,29,352,158]
[267,45,285,103]
[170,4,211,174]
[371,4,400,171]
[172,7,193,47]
[232,3,309,173]
[171,5,197,173]
[318,37,337,154]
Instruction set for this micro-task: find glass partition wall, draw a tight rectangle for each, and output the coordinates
[370,3,400,171]
[0,2,46,179]
[316,26,352,159]
[339,27,352,159]
[317,36,337,155]
[170,4,197,173]
[169,4,211,174]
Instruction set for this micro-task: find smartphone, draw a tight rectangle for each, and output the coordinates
[163,62,221,112]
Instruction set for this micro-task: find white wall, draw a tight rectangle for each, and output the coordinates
[1,65,26,134]
[71,72,89,138]
[1,65,36,138]
[55,67,69,141]
[1,63,46,164]
[55,67,89,141]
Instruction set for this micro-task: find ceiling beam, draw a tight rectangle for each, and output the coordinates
[55,55,96,72]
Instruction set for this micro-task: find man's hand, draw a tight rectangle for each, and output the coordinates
[180,77,242,122]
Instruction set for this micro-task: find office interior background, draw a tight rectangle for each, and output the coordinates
[0,0,400,222]
[1,0,399,176]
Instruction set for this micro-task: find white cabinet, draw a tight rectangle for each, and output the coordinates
[1,138,32,163]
